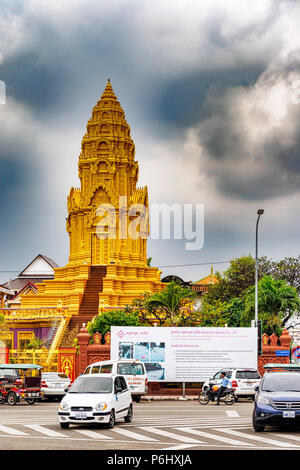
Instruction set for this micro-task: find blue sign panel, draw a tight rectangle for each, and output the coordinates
[276,350,290,357]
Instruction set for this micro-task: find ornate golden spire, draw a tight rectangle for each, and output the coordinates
[67,80,148,267]
[101,79,117,101]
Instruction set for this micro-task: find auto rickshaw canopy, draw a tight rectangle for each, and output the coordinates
[0,364,43,370]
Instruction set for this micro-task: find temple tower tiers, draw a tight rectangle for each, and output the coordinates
[68,79,148,267]
[21,80,163,329]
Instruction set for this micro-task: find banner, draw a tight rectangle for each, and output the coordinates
[111,326,258,382]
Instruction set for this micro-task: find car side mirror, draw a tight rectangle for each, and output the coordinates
[64,388,69,393]
[255,386,259,392]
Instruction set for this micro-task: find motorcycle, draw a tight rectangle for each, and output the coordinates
[198,381,235,405]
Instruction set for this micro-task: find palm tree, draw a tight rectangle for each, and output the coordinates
[242,275,300,334]
[145,281,196,326]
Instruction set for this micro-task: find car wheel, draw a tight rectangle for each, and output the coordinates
[60,423,70,429]
[198,392,209,405]
[124,404,133,423]
[224,392,235,405]
[0,392,5,404]
[7,391,18,406]
[252,410,265,432]
[26,398,36,405]
[106,410,115,429]
[133,396,141,403]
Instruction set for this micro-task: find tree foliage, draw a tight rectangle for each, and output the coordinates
[131,281,198,327]
[200,255,300,333]
[241,275,300,334]
[87,309,142,337]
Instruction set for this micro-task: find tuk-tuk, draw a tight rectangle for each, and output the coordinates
[0,364,43,405]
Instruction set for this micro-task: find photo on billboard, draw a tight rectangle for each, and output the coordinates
[144,362,165,381]
[150,342,165,362]
[118,342,134,359]
[134,342,150,362]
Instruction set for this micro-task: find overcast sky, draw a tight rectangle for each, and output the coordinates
[1,0,300,284]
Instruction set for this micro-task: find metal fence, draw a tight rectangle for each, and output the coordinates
[9,349,59,372]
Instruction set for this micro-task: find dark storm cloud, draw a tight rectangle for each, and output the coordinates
[155,66,264,128]
[0,0,300,280]
[185,66,300,201]
[0,7,138,117]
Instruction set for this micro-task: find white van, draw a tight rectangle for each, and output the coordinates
[83,359,148,402]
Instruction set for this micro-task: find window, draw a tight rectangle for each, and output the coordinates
[83,367,91,375]
[69,377,112,394]
[119,376,128,391]
[100,364,112,374]
[213,372,222,380]
[236,370,260,380]
[91,366,100,374]
[114,376,122,393]
[117,363,144,376]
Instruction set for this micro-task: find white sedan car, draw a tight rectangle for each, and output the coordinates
[202,368,261,400]
[58,374,132,429]
[41,372,71,400]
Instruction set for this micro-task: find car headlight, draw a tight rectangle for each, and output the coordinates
[59,402,69,411]
[95,402,107,411]
[257,395,270,406]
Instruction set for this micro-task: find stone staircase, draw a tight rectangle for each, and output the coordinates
[68,265,107,330]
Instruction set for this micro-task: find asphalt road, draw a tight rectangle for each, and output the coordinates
[0,398,300,451]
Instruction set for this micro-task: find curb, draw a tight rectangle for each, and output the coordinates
[142,396,198,401]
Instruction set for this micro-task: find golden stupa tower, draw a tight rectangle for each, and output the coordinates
[21,80,162,333]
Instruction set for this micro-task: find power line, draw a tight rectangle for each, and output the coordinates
[157,261,230,268]
[0,260,231,274]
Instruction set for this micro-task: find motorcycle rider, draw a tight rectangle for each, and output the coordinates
[215,372,232,405]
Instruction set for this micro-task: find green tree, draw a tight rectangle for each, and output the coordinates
[131,281,197,326]
[199,300,229,327]
[223,297,245,327]
[200,297,245,327]
[202,255,275,306]
[144,281,196,326]
[241,275,300,334]
[87,309,142,337]
[26,336,44,350]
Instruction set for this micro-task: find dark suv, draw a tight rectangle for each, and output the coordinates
[253,363,300,432]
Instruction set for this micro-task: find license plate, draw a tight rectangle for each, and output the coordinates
[283,411,295,418]
[75,413,87,419]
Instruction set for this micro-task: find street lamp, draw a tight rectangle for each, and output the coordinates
[255,209,264,328]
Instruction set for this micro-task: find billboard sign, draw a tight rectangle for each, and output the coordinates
[111,326,258,382]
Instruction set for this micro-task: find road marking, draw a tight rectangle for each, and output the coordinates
[138,426,203,443]
[176,427,253,447]
[270,433,300,443]
[74,429,113,439]
[112,428,158,441]
[24,425,68,438]
[217,428,298,448]
[0,425,28,436]
[161,444,200,451]
[226,411,239,417]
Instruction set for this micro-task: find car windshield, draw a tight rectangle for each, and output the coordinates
[68,376,112,394]
[262,372,300,392]
[117,363,144,375]
[43,373,68,380]
[236,371,260,379]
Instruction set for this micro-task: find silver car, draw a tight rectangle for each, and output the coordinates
[41,372,71,400]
